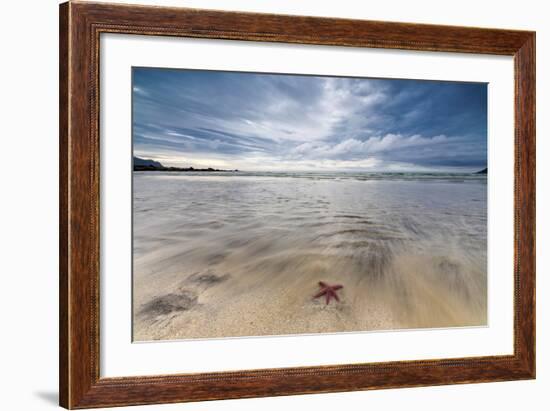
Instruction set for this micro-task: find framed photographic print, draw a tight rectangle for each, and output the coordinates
[59,1,535,408]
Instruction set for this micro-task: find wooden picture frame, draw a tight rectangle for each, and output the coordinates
[59,1,535,408]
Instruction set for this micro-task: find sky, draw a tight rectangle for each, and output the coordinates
[132,67,487,172]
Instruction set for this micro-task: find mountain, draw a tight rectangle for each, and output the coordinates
[133,157,164,168]
[133,156,236,172]
[476,168,488,174]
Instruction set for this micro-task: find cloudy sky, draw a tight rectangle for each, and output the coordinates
[132,68,487,172]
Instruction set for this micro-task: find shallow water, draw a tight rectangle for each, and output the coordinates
[133,172,487,340]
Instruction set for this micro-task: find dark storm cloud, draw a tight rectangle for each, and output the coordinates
[132,67,487,171]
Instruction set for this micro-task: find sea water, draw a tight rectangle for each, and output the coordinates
[133,172,487,339]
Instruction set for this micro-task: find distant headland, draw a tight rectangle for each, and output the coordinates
[476,168,487,174]
[133,157,238,172]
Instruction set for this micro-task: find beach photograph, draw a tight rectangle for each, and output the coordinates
[132,67,488,342]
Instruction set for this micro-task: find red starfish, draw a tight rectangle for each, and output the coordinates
[313,281,343,305]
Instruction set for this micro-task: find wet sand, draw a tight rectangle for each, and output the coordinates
[133,172,487,341]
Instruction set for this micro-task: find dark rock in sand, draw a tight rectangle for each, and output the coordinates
[188,271,230,287]
[140,290,198,317]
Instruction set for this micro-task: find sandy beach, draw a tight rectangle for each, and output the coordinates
[133,172,487,341]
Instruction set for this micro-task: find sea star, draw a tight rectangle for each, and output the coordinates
[313,281,343,305]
